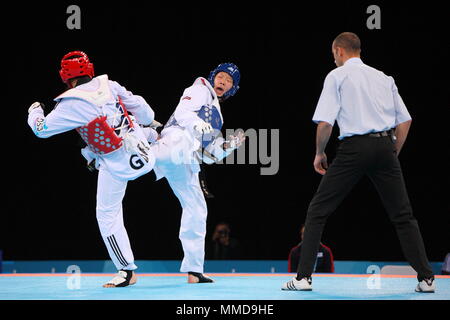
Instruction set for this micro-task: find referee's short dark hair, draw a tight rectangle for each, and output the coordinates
[333,32,361,53]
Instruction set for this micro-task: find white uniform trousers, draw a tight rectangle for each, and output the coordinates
[151,129,208,273]
[96,168,137,271]
[168,168,208,273]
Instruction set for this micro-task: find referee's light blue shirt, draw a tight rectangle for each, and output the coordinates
[312,57,412,140]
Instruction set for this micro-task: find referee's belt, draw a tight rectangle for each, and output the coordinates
[367,129,394,138]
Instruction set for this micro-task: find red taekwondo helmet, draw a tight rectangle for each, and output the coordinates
[59,51,95,85]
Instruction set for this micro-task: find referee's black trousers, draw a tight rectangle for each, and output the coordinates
[297,134,434,280]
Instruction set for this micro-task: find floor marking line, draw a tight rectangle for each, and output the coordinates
[0,273,449,279]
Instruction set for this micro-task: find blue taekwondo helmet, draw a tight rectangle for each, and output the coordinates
[207,63,240,99]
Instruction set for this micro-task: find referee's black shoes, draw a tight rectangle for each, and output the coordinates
[415,276,436,293]
[281,277,313,291]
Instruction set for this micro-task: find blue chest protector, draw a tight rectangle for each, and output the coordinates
[196,105,223,148]
[165,105,223,149]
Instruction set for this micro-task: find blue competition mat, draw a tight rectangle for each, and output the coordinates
[0,273,449,300]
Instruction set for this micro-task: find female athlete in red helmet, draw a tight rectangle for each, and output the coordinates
[27,51,159,288]
[59,51,95,87]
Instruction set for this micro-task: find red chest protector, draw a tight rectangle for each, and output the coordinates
[55,75,134,156]
[77,116,123,155]
[76,97,134,155]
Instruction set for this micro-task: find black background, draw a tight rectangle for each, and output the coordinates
[2,1,449,264]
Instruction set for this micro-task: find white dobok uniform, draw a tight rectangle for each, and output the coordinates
[27,75,157,271]
[151,77,234,273]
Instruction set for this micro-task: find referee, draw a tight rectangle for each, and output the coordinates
[282,32,435,293]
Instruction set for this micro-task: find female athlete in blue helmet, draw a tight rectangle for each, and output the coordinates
[208,63,240,100]
[149,63,245,283]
